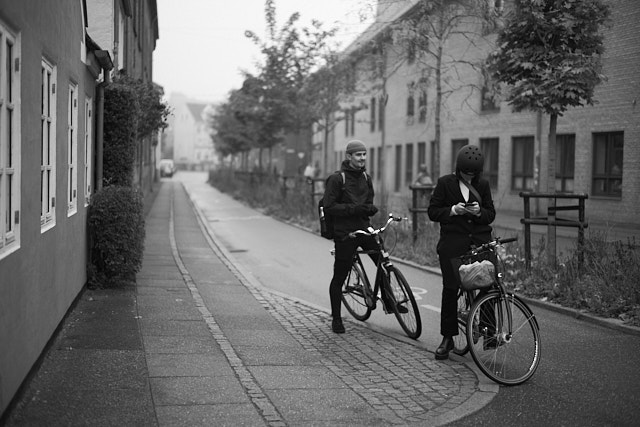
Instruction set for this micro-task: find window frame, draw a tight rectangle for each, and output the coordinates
[41,59,57,231]
[370,97,376,132]
[394,144,402,192]
[511,136,535,191]
[405,143,414,186]
[67,83,78,215]
[555,133,575,193]
[0,24,20,257]
[84,97,93,205]
[592,131,623,198]
[418,90,427,123]
[480,137,499,189]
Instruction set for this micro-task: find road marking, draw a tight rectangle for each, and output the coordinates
[421,304,441,313]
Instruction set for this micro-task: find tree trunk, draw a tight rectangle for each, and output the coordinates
[547,113,557,265]
[434,42,443,178]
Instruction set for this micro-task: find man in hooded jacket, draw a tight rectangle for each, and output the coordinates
[323,140,381,333]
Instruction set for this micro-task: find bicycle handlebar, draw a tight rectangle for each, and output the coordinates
[348,214,404,239]
[468,236,518,255]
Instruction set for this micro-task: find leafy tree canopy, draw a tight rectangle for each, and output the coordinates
[487,0,610,116]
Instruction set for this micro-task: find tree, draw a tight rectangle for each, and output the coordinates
[298,52,353,175]
[487,0,610,263]
[244,0,338,172]
[392,0,503,179]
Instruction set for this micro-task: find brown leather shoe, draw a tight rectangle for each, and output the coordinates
[435,336,454,360]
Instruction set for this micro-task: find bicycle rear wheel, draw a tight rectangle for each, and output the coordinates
[386,266,422,339]
[452,289,473,356]
[341,261,373,321]
[467,293,541,385]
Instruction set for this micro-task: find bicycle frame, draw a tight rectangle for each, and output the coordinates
[460,237,541,385]
[473,244,539,340]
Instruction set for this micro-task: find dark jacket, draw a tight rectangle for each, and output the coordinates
[428,173,496,262]
[324,160,375,240]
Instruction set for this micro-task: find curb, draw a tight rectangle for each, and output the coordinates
[269,208,640,337]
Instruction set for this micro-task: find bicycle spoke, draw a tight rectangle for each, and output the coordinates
[341,261,373,322]
[467,293,541,385]
[386,267,422,339]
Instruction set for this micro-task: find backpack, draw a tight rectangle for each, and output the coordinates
[318,171,368,240]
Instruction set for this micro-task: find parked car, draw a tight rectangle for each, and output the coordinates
[159,159,175,178]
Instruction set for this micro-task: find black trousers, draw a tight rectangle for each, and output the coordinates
[329,235,380,319]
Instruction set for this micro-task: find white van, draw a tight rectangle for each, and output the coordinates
[159,159,175,178]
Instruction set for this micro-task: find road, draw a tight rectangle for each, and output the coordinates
[178,171,640,427]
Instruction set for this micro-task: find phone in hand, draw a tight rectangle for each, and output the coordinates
[464,202,475,207]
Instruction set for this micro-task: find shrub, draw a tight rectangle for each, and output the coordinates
[208,171,640,326]
[103,82,138,187]
[88,186,145,287]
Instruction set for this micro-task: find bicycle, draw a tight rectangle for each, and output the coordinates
[338,214,422,339]
[451,236,541,386]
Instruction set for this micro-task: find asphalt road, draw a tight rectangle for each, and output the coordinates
[178,171,640,427]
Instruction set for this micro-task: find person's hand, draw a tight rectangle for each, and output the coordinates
[354,204,376,216]
[464,202,481,216]
[364,204,378,216]
[453,202,467,215]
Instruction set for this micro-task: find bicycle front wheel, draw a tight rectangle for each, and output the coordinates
[386,266,422,339]
[341,261,373,321]
[467,293,541,386]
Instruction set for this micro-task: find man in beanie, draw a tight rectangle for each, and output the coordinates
[323,140,405,333]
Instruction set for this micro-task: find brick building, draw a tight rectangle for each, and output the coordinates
[314,0,639,227]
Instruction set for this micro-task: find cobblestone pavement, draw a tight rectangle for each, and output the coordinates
[248,286,478,425]
[177,179,490,426]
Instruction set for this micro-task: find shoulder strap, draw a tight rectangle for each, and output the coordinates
[459,177,482,205]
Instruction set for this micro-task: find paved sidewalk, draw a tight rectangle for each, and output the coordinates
[3,181,493,426]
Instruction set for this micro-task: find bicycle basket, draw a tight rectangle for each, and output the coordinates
[451,249,498,291]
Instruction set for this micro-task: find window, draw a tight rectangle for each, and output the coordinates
[41,59,57,230]
[556,134,575,193]
[418,90,427,123]
[350,108,355,135]
[84,97,93,205]
[480,138,499,189]
[406,93,415,124]
[344,109,349,137]
[430,140,437,179]
[376,146,381,181]
[369,147,375,179]
[417,142,426,170]
[370,97,376,132]
[407,41,416,65]
[394,145,402,192]
[405,143,414,185]
[481,85,499,112]
[0,24,20,256]
[378,95,384,131]
[344,108,355,137]
[592,132,623,197]
[451,139,468,171]
[67,84,78,215]
[512,136,534,191]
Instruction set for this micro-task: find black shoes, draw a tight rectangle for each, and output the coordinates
[332,318,345,334]
[435,336,454,360]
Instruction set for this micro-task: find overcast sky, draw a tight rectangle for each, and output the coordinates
[153,0,374,103]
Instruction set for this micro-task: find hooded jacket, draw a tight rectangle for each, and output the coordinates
[324,160,375,240]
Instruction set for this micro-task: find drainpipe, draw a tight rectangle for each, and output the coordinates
[93,50,113,191]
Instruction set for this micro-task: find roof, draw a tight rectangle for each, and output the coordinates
[186,103,208,123]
